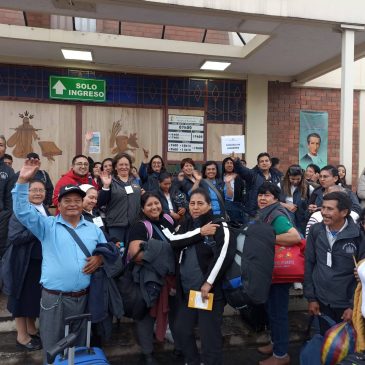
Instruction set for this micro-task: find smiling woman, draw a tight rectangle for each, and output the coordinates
[6,179,49,352]
[97,152,141,243]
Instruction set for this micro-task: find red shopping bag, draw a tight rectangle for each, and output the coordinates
[272,239,306,284]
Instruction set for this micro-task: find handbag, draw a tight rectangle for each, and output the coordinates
[300,315,336,365]
[321,321,357,365]
[272,238,306,284]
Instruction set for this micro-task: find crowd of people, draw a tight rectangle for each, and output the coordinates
[1,132,365,365]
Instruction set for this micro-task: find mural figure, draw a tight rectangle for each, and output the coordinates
[7,111,41,158]
[7,110,62,162]
[109,120,139,161]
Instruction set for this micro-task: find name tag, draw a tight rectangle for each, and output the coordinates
[326,251,332,268]
[125,186,134,194]
[93,216,104,228]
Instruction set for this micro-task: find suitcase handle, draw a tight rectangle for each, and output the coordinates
[64,313,92,353]
[46,333,77,364]
[64,313,91,325]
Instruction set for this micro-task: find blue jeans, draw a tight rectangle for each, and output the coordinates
[266,283,290,357]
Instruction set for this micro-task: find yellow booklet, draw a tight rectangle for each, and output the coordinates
[188,290,214,311]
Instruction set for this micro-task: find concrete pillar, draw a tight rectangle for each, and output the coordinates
[340,25,358,184]
[359,90,365,177]
[246,75,268,167]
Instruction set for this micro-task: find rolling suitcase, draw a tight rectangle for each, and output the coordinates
[47,313,109,365]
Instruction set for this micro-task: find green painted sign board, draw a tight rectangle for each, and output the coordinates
[49,76,106,102]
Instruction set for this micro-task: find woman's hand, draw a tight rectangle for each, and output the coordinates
[200,222,220,236]
[18,159,40,183]
[100,170,112,188]
[308,204,317,213]
[177,207,186,216]
[224,174,236,184]
[200,282,212,302]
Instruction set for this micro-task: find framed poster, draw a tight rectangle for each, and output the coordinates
[299,110,328,169]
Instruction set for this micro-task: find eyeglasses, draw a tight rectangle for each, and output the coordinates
[29,188,46,193]
[152,162,162,166]
[74,162,89,167]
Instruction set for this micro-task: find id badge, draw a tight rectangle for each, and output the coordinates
[326,251,332,268]
[93,216,104,228]
[125,185,134,194]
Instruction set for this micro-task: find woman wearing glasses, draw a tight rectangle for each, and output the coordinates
[279,165,313,236]
[5,180,50,351]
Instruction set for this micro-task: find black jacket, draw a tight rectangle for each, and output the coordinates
[5,207,49,299]
[0,158,15,255]
[164,211,235,294]
[304,218,365,308]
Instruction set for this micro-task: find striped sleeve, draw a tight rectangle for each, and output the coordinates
[206,222,230,285]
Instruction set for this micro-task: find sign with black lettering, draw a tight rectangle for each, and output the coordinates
[221,135,245,154]
[167,115,204,153]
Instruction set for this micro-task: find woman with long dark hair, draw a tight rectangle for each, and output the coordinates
[139,150,166,193]
[279,165,313,235]
[221,156,248,224]
[191,161,226,217]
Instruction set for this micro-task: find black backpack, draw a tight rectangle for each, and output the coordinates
[222,222,275,309]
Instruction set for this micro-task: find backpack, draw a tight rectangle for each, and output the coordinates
[222,222,275,309]
[142,213,174,240]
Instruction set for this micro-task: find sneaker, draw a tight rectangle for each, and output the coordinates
[293,282,303,290]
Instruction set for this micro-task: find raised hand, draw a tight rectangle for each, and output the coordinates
[143,148,149,159]
[85,131,94,142]
[100,170,112,188]
[192,170,202,181]
[18,159,40,183]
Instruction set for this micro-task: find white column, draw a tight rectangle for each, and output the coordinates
[359,90,365,178]
[246,75,268,167]
[340,25,355,184]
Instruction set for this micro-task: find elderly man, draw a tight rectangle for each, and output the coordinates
[12,158,106,356]
[53,154,98,208]
[304,191,365,331]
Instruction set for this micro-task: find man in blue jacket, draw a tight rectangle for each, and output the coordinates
[304,191,365,329]
[12,158,106,358]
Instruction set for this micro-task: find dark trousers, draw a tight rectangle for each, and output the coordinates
[175,294,225,365]
[318,301,347,334]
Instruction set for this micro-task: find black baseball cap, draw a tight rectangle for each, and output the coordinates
[58,184,86,201]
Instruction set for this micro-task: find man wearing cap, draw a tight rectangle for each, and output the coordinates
[53,154,98,208]
[12,158,106,356]
[15,152,54,207]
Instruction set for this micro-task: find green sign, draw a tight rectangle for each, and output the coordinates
[49,76,106,102]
